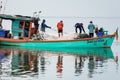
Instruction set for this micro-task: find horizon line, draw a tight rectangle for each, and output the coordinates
[40,16,120,18]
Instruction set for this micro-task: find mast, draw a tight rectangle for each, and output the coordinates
[0,1,2,13]
[3,0,9,14]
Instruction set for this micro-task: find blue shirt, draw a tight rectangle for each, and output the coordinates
[41,22,51,32]
[88,23,95,33]
[97,32,104,37]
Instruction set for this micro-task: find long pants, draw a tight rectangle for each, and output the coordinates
[89,33,94,38]
[75,27,82,33]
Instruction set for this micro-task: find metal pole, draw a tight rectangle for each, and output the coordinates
[3,0,8,14]
[0,1,2,13]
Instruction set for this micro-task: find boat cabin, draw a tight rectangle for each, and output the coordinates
[0,14,39,39]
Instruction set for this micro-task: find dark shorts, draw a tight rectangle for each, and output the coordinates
[58,30,63,33]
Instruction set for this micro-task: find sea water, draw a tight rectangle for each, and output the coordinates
[0,17,120,80]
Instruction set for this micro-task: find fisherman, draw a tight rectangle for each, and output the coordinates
[40,19,51,32]
[96,27,104,37]
[95,27,99,36]
[24,21,30,37]
[34,18,39,34]
[74,23,85,33]
[57,20,64,37]
[88,21,95,38]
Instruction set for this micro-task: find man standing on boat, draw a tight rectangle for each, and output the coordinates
[88,21,95,38]
[57,20,64,37]
[74,23,85,33]
[40,19,51,32]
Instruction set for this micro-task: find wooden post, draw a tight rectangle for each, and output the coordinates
[28,22,33,38]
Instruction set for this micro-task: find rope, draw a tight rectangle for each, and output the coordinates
[51,28,68,34]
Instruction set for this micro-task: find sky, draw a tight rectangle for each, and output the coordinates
[0,0,120,17]
[0,0,120,39]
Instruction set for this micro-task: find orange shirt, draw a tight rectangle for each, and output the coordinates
[57,22,63,30]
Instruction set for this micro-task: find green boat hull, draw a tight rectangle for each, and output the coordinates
[0,35,115,48]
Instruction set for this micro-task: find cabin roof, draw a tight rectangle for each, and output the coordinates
[0,14,36,21]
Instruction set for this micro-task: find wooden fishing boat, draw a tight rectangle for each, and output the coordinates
[0,14,116,48]
[0,34,115,48]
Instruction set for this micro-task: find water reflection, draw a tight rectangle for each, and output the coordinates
[73,48,114,78]
[75,56,85,75]
[56,54,63,77]
[114,53,119,71]
[40,54,46,74]
[88,56,95,78]
[11,49,38,76]
[0,46,115,80]
[0,48,11,76]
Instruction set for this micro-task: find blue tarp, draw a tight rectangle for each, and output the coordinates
[0,29,10,37]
